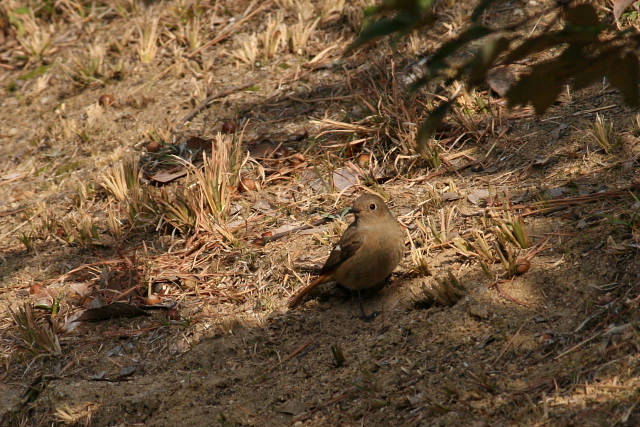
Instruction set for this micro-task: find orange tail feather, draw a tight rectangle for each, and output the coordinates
[287,275,329,308]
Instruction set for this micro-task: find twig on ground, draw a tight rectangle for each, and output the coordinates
[263,216,335,244]
[278,339,316,365]
[185,1,270,58]
[175,81,256,128]
[491,325,524,367]
[491,278,533,307]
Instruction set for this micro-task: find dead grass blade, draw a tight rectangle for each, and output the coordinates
[9,303,61,356]
[416,272,466,308]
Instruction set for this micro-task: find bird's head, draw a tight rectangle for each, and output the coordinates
[349,194,393,222]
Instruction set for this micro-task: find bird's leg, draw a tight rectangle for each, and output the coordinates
[357,290,379,322]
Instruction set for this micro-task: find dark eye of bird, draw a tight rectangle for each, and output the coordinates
[369,203,376,210]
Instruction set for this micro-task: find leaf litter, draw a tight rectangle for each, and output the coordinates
[2,1,640,426]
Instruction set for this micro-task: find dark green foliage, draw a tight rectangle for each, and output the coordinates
[350,0,640,153]
[347,0,437,52]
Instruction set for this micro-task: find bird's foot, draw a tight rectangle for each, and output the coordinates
[355,290,380,321]
[356,310,380,322]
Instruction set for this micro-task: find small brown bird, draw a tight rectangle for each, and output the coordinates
[288,193,405,319]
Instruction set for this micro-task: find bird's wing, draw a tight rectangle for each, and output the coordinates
[288,223,364,309]
[320,223,364,275]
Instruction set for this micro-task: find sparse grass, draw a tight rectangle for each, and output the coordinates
[452,105,483,141]
[275,0,315,21]
[411,248,431,276]
[469,231,496,264]
[234,33,259,66]
[9,303,61,356]
[109,154,141,185]
[258,12,287,64]
[420,139,442,169]
[137,17,160,64]
[2,0,640,426]
[54,402,99,426]
[67,213,103,246]
[70,43,106,86]
[110,0,142,19]
[318,0,346,24]
[154,186,199,234]
[13,9,54,62]
[17,231,34,251]
[494,241,520,278]
[154,133,244,239]
[589,114,619,153]
[101,156,149,227]
[288,15,319,55]
[75,181,96,209]
[416,271,466,308]
[185,15,202,50]
[330,344,346,367]
[492,212,530,250]
[106,206,124,240]
[426,206,457,245]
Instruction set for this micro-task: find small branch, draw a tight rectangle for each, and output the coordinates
[175,82,255,129]
[491,325,524,367]
[185,1,271,58]
[492,279,533,307]
[278,339,316,365]
[263,216,335,244]
[553,333,602,360]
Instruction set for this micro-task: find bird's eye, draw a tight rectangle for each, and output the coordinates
[369,203,377,210]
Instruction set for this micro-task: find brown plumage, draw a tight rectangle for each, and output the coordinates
[288,194,405,317]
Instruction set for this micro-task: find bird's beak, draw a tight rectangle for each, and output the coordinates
[347,207,359,214]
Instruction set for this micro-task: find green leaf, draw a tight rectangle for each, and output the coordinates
[18,64,53,81]
[13,6,31,14]
[507,59,569,114]
[571,48,621,90]
[409,26,493,91]
[375,0,435,13]
[429,25,493,67]
[8,13,25,36]
[607,51,640,107]
[504,30,598,64]
[466,36,510,88]
[416,100,453,156]
[347,0,437,53]
[346,16,415,53]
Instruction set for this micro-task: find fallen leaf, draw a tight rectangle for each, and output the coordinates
[487,66,516,97]
[298,226,329,235]
[332,166,361,193]
[613,0,637,26]
[149,168,188,184]
[271,223,302,235]
[467,189,490,205]
[118,365,136,378]
[279,400,307,415]
[249,140,278,159]
[546,187,570,198]
[532,157,550,166]
[185,136,212,151]
[76,302,150,322]
[441,192,461,202]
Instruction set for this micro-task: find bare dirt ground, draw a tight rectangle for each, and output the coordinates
[2,1,640,426]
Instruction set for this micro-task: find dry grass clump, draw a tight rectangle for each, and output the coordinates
[9,303,61,356]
